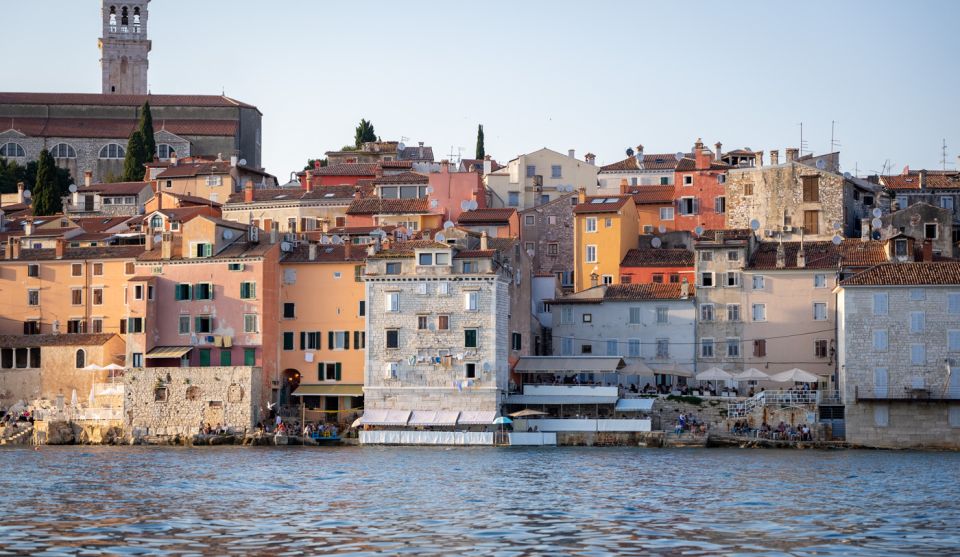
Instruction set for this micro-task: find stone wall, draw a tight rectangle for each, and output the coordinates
[519,192,577,289]
[124,366,263,437]
[846,402,960,449]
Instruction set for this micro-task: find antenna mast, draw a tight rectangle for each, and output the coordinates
[799,122,809,156]
[942,138,950,171]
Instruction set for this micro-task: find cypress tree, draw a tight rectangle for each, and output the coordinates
[475,124,485,159]
[31,149,61,216]
[354,119,376,148]
[138,101,156,161]
[122,130,149,182]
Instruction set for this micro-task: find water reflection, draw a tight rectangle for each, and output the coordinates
[0,446,956,555]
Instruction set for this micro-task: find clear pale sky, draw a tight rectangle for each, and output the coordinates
[3,0,959,180]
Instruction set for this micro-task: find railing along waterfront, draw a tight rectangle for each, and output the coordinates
[727,389,832,418]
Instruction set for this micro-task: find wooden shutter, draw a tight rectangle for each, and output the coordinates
[344,332,350,350]
[803,210,819,234]
[802,176,820,202]
[753,339,766,357]
[328,331,334,350]
[335,363,342,381]
[300,332,305,350]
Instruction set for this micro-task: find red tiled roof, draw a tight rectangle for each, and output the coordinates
[226,185,363,204]
[380,161,414,169]
[399,145,434,161]
[627,185,675,205]
[155,161,235,178]
[620,248,694,268]
[347,197,431,215]
[453,249,496,259]
[163,192,222,207]
[17,245,144,261]
[604,283,687,300]
[675,157,731,172]
[840,262,960,286]
[324,225,397,235]
[0,333,119,348]
[457,208,516,224]
[78,181,150,195]
[880,172,960,190]
[313,163,378,176]
[372,171,429,185]
[694,229,754,245]
[0,92,256,109]
[600,153,687,172]
[748,240,889,270]
[147,207,211,222]
[281,244,366,263]
[0,117,238,139]
[73,216,132,233]
[368,240,450,259]
[573,196,632,214]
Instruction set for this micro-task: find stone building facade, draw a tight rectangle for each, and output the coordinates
[124,365,263,436]
[875,202,954,257]
[518,192,577,290]
[363,240,510,415]
[837,262,960,449]
[99,0,151,95]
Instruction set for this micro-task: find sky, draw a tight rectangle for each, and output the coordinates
[3,0,960,180]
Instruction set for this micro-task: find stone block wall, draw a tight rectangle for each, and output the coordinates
[519,192,576,288]
[846,402,960,449]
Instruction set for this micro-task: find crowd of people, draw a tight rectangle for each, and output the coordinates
[731,420,814,441]
[674,413,708,436]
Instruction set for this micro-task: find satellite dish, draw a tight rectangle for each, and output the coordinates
[153,234,162,244]
[398,142,406,152]
[320,235,331,245]
[694,226,704,236]
[223,229,234,240]
[22,190,31,200]
[468,200,478,210]
[651,237,662,248]
[430,199,438,208]
[332,236,343,245]
[871,230,881,241]
[340,235,350,243]
[460,200,471,211]
[435,233,446,243]
[832,235,842,245]
[872,208,882,218]
[238,159,247,166]
[750,219,761,231]
[526,248,534,257]
[816,159,826,170]
[833,221,842,231]
[68,184,77,193]
[370,229,386,238]
[675,152,685,160]
[280,241,291,251]
[871,217,882,229]
[843,172,852,179]
[443,220,454,229]
[658,224,666,233]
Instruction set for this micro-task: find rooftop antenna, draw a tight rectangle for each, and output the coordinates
[941,138,951,171]
[798,122,809,156]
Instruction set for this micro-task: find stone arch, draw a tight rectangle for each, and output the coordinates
[0,142,26,159]
[50,143,77,159]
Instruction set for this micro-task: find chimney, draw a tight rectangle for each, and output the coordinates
[715,142,723,160]
[9,238,19,260]
[785,148,798,162]
[344,240,352,260]
[918,169,926,189]
[441,159,450,174]
[216,153,223,162]
[230,155,238,167]
[775,242,786,269]
[635,145,644,168]
[694,138,710,169]
[83,171,92,188]
[483,155,492,175]
[923,239,933,262]
[577,187,586,204]
[585,153,596,166]
[375,163,384,179]
[354,186,363,200]
[770,150,779,166]
[568,149,575,159]
[480,231,488,251]
[244,180,254,203]
[680,277,689,299]
[620,178,629,195]
[145,228,154,251]
[308,242,317,261]
[269,222,278,245]
[16,182,24,204]
[861,218,871,241]
[161,232,174,260]
[714,230,723,243]
[590,271,599,288]
[754,151,763,167]
[23,219,33,236]
[796,246,806,268]
[170,153,178,166]
[55,238,65,259]
[418,142,424,159]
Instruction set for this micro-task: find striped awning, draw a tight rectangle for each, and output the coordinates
[292,384,364,397]
[145,346,192,359]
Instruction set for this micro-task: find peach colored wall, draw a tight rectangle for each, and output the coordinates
[428,169,482,221]
[162,175,235,204]
[637,203,678,233]
[619,266,693,285]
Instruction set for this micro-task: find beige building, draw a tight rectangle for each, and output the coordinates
[154,159,277,204]
[222,183,361,234]
[485,148,598,210]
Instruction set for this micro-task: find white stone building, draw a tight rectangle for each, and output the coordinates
[485,148,598,211]
[837,261,960,449]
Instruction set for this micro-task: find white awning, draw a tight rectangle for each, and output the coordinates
[359,409,411,426]
[514,356,625,373]
[615,398,655,412]
[457,410,497,425]
[408,410,460,426]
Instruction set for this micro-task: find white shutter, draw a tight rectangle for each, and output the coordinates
[873,367,888,398]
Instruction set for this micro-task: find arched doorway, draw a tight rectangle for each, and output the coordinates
[280,369,301,407]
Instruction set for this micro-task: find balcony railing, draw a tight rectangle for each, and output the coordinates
[854,384,960,402]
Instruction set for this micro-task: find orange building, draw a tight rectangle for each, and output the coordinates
[619,248,694,285]
[572,193,640,291]
[623,184,678,234]
[673,140,731,232]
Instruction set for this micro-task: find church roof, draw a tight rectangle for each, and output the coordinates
[0,92,258,110]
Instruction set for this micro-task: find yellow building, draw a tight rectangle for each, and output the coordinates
[572,193,640,292]
[0,238,143,336]
[279,243,367,424]
[154,159,277,204]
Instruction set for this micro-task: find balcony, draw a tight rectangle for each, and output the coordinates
[854,384,960,402]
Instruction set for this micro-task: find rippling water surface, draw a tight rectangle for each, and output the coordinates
[0,446,957,555]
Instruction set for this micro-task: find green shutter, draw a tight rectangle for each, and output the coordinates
[300,332,305,350]
[283,332,293,350]
[344,332,350,350]
[328,331,334,350]
[195,317,202,333]
[199,349,211,367]
[250,282,256,299]
[318,362,323,379]
[335,362,342,381]
[353,331,359,349]
[220,349,232,366]
[186,284,192,300]
[244,348,255,366]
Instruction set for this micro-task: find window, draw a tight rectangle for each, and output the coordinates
[602,275,613,285]
[385,262,401,275]
[700,251,713,262]
[815,340,829,358]
[603,218,613,229]
[925,223,938,240]
[303,331,321,350]
[699,272,714,288]
[727,251,739,261]
[910,312,925,333]
[580,344,593,354]
[464,329,478,348]
[585,245,597,263]
[651,339,666,359]
[659,176,670,185]
[940,196,954,210]
[0,142,26,158]
[630,307,643,324]
[950,293,960,314]
[240,282,256,299]
[465,291,479,311]
[156,144,175,160]
[561,337,573,355]
[194,316,211,334]
[179,315,191,335]
[175,284,191,301]
[194,283,213,300]
[194,243,213,258]
[743,182,754,196]
[66,319,84,334]
[652,274,663,283]
[700,304,715,322]
[911,343,925,365]
[727,338,740,358]
[660,207,674,221]
[872,293,888,315]
[753,339,766,357]
[27,290,39,306]
[604,339,618,356]
[331,331,349,349]
[512,333,522,351]
[133,284,144,301]
[623,338,639,358]
[386,329,399,349]
[873,405,889,427]
[198,349,211,367]
[701,338,715,358]
[683,175,693,185]
[354,331,366,349]
[679,197,697,215]
[814,274,827,288]
[813,302,828,321]
[465,363,477,379]
[727,304,741,322]
[98,143,125,159]
[525,165,537,178]
[560,306,573,324]
[417,315,429,330]
[585,218,597,233]
[283,303,295,319]
[752,304,766,322]
[873,329,888,351]
[802,175,820,202]
[582,313,592,323]
[462,261,476,273]
[206,175,223,187]
[752,275,765,290]
[282,332,294,350]
[803,210,819,235]
[26,264,38,278]
[717,174,727,185]
[71,263,82,277]
[910,289,925,301]
[418,253,433,266]
[725,272,740,287]
[93,263,103,276]
[508,192,520,207]
[244,314,258,333]
[386,292,400,312]
[715,196,726,214]
[948,330,960,352]
[549,165,562,178]
[548,243,559,255]
[127,317,144,333]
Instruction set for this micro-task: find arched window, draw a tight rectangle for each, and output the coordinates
[0,142,25,158]
[50,143,77,159]
[121,6,128,25]
[156,144,175,160]
[150,215,163,229]
[99,143,125,159]
[75,349,85,369]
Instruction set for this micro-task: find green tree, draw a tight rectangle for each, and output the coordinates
[0,158,72,197]
[354,118,376,148]
[31,149,61,215]
[475,124,485,159]
[138,101,156,162]
[303,158,328,171]
[122,130,149,181]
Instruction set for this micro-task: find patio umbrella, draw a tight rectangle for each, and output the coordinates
[102,363,124,371]
[734,368,770,381]
[695,367,733,381]
[82,364,103,371]
[509,409,548,418]
[70,389,78,407]
[350,417,363,428]
[88,384,96,408]
[621,359,654,375]
[492,416,513,425]
[770,368,821,383]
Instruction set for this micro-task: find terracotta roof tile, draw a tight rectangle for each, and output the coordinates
[748,240,888,270]
[399,145,434,161]
[17,245,144,261]
[620,248,694,268]
[163,192,222,207]
[281,244,366,263]
[573,195,632,214]
[627,185,675,205]
[73,216,132,233]
[453,249,496,259]
[881,172,960,190]
[155,162,235,179]
[600,153,687,172]
[694,229,754,245]
[0,92,256,109]
[78,181,151,196]
[0,117,238,139]
[225,185,363,204]
[347,197,431,215]
[0,333,119,348]
[367,240,449,259]
[840,262,960,286]
[313,163,378,176]
[675,157,730,172]
[372,171,429,185]
[604,283,688,300]
[457,208,516,224]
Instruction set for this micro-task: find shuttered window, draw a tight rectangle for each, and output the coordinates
[802,175,820,202]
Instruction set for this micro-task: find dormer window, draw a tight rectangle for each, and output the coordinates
[895,239,908,257]
[149,215,163,229]
[419,253,433,266]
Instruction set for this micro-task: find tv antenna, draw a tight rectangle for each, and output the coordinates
[830,120,841,156]
[941,138,952,171]
[446,146,464,165]
[798,122,809,156]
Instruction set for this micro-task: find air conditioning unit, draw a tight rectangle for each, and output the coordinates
[764,230,776,238]
[782,225,793,233]
[643,225,654,234]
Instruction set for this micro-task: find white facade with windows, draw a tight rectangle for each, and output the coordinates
[485,148,598,210]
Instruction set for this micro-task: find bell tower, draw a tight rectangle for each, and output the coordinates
[99,1,151,95]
